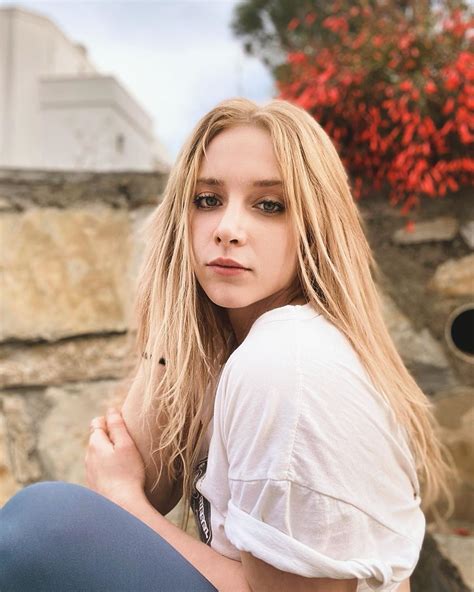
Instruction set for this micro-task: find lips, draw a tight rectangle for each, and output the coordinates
[208,257,249,270]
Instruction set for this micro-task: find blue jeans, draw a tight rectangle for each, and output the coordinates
[0,481,217,591]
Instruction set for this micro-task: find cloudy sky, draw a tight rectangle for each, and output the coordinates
[2,0,276,160]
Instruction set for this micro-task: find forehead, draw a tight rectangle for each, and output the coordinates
[199,125,280,179]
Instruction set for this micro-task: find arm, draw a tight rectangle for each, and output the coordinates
[116,486,359,592]
[241,554,410,591]
[117,489,251,592]
[241,553,357,592]
[95,408,408,592]
[212,351,418,591]
[121,360,181,515]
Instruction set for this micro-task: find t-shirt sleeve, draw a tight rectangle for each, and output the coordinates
[217,345,425,590]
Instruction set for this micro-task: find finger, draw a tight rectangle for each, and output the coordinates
[88,416,111,446]
[89,416,107,432]
[105,408,131,448]
[88,427,112,449]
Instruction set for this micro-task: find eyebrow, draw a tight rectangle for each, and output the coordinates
[196,177,283,188]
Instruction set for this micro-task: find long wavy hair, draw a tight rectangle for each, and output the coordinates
[132,97,455,525]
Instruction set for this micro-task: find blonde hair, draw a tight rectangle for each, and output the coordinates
[133,97,455,525]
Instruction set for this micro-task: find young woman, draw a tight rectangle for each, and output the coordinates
[0,98,453,592]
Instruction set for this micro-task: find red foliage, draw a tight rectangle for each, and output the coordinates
[452,526,471,536]
[287,17,299,31]
[279,1,474,213]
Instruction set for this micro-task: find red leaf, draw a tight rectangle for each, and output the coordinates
[446,177,460,191]
[443,98,455,115]
[452,527,471,537]
[288,18,299,31]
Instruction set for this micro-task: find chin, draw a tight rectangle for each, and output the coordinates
[205,290,258,310]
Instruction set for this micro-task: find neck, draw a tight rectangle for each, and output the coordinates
[226,289,307,346]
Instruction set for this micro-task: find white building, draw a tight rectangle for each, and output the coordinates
[0,5,170,170]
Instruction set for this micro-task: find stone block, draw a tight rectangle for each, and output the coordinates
[460,221,474,250]
[0,169,167,210]
[433,531,474,590]
[433,388,474,522]
[1,206,132,342]
[0,407,21,506]
[434,389,474,486]
[428,255,474,297]
[406,362,458,396]
[0,394,43,484]
[393,216,459,245]
[37,381,123,485]
[379,291,451,368]
[0,334,137,388]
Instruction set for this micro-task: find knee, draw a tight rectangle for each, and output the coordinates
[0,482,63,586]
[1,481,83,525]
[0,481,77,543]
[0,481,95,588]
[0,481,92,556]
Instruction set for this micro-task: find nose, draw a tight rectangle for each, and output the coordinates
[213,201,247,246]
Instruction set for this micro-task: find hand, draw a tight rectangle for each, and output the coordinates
[85,407,146,508]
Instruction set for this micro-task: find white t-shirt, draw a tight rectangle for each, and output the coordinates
[191,303,425,591]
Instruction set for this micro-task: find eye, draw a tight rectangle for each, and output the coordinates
[255,200,285,214]
[193,193,221,209]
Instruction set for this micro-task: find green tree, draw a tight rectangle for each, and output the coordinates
[231,0,324,68]
[232,0,466,70]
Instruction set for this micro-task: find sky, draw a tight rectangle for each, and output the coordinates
[2,0,276,161]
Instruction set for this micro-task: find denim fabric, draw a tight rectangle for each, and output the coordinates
[0,481,217,592]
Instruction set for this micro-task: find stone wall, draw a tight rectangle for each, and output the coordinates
[360,190,473,525]
[0,171,473,576]
[0,169,164,508]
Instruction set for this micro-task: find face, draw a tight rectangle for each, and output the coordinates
[189,124,300,313]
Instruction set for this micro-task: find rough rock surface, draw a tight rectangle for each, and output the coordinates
[393,216,459,245]
[0,394,43,485]
[428,255,474,297]
[460,221,474,250]
[37,381,125,485]
[434,530,474,590]
[0,408,21,505]
[412,533,470,592]
[0,335,136,388]
[380,291,458,393]
[1,206,132,341]
[433,388,474,522]
[0,169,167,211]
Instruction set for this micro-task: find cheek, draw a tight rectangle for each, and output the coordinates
[190,216,216,270]
[277,223,297,255]
[279,229,299,278]
[190,217,204,252]
[191,215,214,244]
[261,227,297,270]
